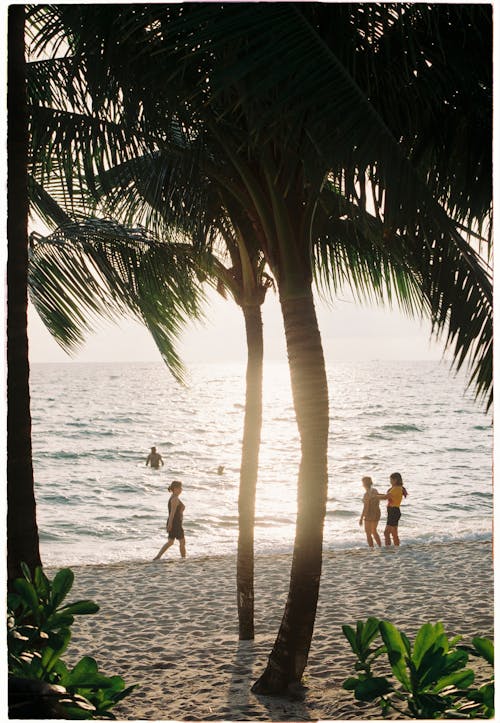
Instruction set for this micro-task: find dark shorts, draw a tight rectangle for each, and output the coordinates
[386,507,401,527]
[167,524,185,540]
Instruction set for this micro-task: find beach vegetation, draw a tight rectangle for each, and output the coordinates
[25,2,492,697]
[8,562,136,719]
[342,617,494,718]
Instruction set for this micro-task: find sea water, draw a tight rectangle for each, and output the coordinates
[30,360,492,568]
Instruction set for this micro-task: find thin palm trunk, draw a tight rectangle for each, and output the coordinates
[237,302,264,640]
[252,289,329,693]
[7,4,42,583]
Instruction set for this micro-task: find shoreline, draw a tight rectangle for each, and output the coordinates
[44,534,493,574]
[44,539,494,721]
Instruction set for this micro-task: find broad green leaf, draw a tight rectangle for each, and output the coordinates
[102,675,126,692]
[112,684,139,704]
[433,630,450,655]
[342,677,359,691]
[52,658,70,678]
[432,668,475,693]
[472,637,494,666]
[21,562,33,582]
[354,676,393,701]
[354,661,369,672]
[368,644,387,661]
[41,643,65,673]
[45,612,75,629]
[34,567,51,599]
[379,621,411,689]
[355,620,363,650]
[60,600,99,616]
[412,622,438,668]
[342,624,358,654]
[401,631,412,657]
[63,656,118,689]
[13,578,40,615]
[419,648,468,688]
[7,592,22,612]
[58,702,95,720]
[51,568,75,607]
[45,628,72,657]
[361,617,381,650]
[442,649,469,675]
[476,681,494,710]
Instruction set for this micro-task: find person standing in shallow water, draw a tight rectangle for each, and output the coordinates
[381,472,408,547]
[359,476,382,547]
[154,481,186,559]
[146,446,164,469]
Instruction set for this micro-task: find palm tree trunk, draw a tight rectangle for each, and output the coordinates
[237,303,264,640]
[7,4,42,583]
[252,288,329,694]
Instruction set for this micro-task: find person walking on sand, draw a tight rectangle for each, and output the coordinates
[154,481,186,559]
[359,476,382,548]
[381,472,408,547]
[146,446,164,469]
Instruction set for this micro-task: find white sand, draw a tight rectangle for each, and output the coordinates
[57,540,492,720]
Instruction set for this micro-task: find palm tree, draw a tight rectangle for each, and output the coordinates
[88,154,274,640]
[27,3,492,694]
[28,199,271,642]
[7,4,42,583]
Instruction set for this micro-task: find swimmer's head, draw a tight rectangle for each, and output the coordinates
[390,472,403,486]
[168,480,182,493]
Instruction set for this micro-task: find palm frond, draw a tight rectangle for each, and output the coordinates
[29,217,208,383]
[313,186,492,409]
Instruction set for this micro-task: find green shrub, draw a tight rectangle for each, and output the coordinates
[342,617,494,719]
[8,563,136,719]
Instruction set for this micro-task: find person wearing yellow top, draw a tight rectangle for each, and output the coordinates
[381,472,408,547]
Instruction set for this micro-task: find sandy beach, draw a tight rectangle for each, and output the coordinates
[53,540,493,721]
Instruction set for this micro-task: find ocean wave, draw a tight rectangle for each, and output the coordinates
[39,493,85,505]
[39,530,63,541]
[381,423,423,433]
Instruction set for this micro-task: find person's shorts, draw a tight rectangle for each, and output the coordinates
[365,512,381,523]
[168,526,185,540]
[386,507,401,527]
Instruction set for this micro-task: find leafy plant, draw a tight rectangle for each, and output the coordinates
[8,563,136,719]
[342,618,494,719]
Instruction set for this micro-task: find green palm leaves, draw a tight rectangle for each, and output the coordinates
[29,218,206,384]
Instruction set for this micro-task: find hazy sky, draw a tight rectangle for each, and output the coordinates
[28,285,449,366]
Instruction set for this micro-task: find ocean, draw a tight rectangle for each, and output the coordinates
[30,360,493,568]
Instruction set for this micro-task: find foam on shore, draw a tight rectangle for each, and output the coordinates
[54,540,492,720]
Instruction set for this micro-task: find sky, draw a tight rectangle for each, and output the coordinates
[28,285,449,367]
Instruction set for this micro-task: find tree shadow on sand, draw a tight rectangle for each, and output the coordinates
[225,640,314,721]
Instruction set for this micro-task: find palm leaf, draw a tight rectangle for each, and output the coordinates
[29,218,207,384]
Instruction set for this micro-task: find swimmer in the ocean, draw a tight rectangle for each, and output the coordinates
[146,446,164,469]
